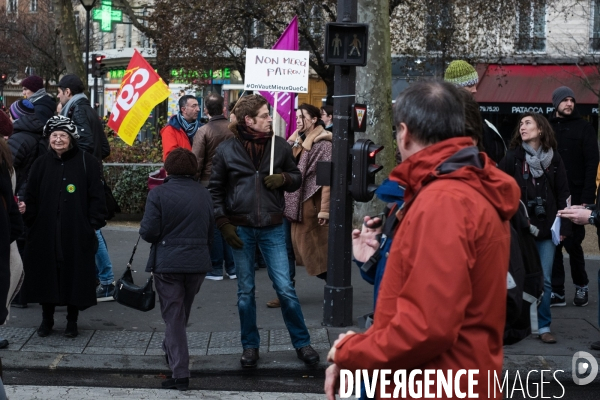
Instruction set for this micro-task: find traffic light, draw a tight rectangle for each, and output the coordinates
[324,23,369,66]
[0,73,7,84]
[350,139,384,202]
[92,54,106,78]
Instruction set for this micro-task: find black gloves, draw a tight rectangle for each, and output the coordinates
[220,223,244,249]
[264,174,285,190]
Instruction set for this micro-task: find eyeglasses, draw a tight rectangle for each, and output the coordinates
[50,134,69,140]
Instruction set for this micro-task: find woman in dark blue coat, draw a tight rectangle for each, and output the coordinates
[140,148,214,391]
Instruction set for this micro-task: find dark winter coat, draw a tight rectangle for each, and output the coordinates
[140,175,214,274]
[1,164,23,324]
[30,94,56,125]
[22,144,107,309]
[498,146,572,241]
[549,112,599,205]
[65,97,110,162]
[208,126,302,228]
[482,120,507,165]
[8,114,45,198]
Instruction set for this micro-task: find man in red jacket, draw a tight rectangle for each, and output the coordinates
[160,95,201,161]
[325,81,521,399]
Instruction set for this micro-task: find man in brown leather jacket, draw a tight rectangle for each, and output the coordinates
[192,93,235,281]
[192,93,233,187]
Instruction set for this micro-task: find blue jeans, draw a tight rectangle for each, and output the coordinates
[95,230,114,285]
[210,229,236,275]
[231,224,311,349]
[283,218,296,282]
[536,239,556,334]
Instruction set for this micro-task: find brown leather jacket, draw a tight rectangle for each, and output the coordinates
[191,115,233,186]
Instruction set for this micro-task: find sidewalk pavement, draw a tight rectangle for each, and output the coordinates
[1,225,599,384]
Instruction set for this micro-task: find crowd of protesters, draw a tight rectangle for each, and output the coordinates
[2,64,600,396]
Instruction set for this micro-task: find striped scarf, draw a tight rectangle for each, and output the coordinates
[176,113,200,144]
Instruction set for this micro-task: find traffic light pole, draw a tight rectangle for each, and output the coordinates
[323,0,357,327]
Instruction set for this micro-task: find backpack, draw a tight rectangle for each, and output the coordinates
[503,200,545,345]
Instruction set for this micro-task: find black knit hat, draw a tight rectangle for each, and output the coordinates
[552,86,576,109]
[164,148,198,176]
[58,74,85,94]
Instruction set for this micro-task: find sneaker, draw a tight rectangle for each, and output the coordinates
[574,287,589,307]
[96,283,115,302]
[296,345,320,365]
[0,338,8,349]
[550,292,566,307]
[226,271,237,280]
[205,271,224,281]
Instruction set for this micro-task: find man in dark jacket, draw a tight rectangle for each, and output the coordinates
[192,93,235,280]
[444,60,507,164]
[56,74,115,302]
[21,75,55,125]
[8,99,45,199]
[57,74,110,161]
[550,86,599,308]
[208,94,319,368]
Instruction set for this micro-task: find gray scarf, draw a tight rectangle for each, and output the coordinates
[28,88,48,103]
[522,142,554,178]
[61,93,88,117]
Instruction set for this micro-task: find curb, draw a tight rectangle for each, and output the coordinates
[0,349,328,378]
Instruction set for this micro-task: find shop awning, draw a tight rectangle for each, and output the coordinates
[474,64,600,105]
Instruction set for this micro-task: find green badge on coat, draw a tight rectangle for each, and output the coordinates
[66,184,76,193]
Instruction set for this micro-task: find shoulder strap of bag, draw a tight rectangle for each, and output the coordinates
[128,235,141,267]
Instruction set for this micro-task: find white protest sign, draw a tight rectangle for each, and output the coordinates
[244,49,309,93]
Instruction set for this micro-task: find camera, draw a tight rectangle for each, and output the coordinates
[527,197,547,221]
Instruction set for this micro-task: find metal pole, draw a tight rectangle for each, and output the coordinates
[86,8,91,83]
[323,0,357,327]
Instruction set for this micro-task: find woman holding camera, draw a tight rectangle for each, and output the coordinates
[498,112,571,344]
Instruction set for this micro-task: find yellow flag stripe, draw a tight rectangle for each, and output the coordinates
[117,80,171,145]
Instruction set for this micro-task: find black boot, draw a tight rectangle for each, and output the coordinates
[64,321,78,338]
[161,377,189,391]
[37,319,54,337]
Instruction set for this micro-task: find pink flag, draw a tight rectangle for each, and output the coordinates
[259,16,298,138]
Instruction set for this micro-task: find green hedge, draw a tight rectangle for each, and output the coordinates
[103,165,158,215]
[101,118,165,215]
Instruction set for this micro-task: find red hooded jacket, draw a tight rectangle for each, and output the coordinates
[334,137,521,399]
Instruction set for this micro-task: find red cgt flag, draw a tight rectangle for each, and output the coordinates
[108,50,170,145]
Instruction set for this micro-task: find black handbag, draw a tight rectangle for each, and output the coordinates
[113,236,156,312]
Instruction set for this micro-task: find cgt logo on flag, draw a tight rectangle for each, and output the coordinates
[108,49,170,145]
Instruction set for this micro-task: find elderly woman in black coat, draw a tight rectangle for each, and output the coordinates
[23,116,106,338]
[140,148,214,391]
